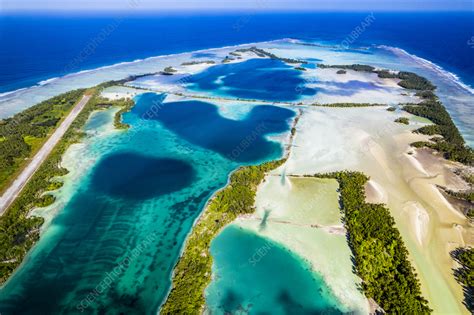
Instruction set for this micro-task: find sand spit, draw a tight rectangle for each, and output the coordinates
[235,176,370,314]
[100,86,145,100]
[272,105,472,314]
[365,179,388,204]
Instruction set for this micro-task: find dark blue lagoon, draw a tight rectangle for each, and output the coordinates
[91,153,195,200]
[0,93,294,314]
[132,93,295,162]
[185,58,317,102]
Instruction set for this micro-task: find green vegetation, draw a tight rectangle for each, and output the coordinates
[415,90,437,100]
[451,247,474,312]
[161,158,286,314]
[374,67,474,165]
[468,209,474,221]
[460,172,474,185]
[414,125,440,136]
[395,117,410,125]
[112,98,135,129]
[336,69,347,74]
[163,66,177,74]
[403,99,473,165]
[163,66,177,73]
[235,47,308,64]
[387,107,397,112]
[0,89,85,193]
[410,141,432,148]
[397,72,435,91]
[376,70,399,79]
[294,66,307,71]
[290,112,301,137]
[312,171,432,314]
[0,83,134,284]
[317,63,375,72]
[439,169,473,208]
[443,188,474,203]
[318,63,436,90]
[181,60,216,66]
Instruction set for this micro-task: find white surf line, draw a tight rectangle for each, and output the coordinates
[0,94,92,215]
[379,45,474,95]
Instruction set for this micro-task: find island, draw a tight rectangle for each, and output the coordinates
[0,39,472,315]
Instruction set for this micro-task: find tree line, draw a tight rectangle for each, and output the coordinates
[161,159,286,314]
[0,83,134,284]
[312,171,432,314]
[0,89,85,192]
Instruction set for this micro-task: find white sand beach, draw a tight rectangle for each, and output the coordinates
[266,104,473,314]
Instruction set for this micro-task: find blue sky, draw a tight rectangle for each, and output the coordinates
[2,0,473,12]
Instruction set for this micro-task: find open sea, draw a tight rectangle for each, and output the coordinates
[0,12,473,94]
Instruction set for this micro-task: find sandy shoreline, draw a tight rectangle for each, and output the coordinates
[267,103,473,314]
[234,175,370,314]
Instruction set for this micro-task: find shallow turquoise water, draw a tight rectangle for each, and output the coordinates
[206,225,345,314]
[0,93,295,314]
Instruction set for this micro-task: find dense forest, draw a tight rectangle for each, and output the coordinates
[0,83,133,284]
[0,89,85,192]
[112,98,135,129]
[317,63,376,72]
[313,171,432,314]
[452,247,474,312]
[396,71,435,90]
[404,98,473,165]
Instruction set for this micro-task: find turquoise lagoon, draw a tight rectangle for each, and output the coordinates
[205,225,345,314]
[0,90,348,314]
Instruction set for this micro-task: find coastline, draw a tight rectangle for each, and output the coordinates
[161,110,300,313]
[1,38,473,122]
[2,39,473,102]
[0,39,283,108]
[0,83,138,285]
[0,38,472,313]
[379,45,474,96]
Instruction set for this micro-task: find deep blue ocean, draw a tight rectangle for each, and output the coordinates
[0,12,473,94]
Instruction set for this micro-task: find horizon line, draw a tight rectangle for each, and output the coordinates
[1,8,473,14]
